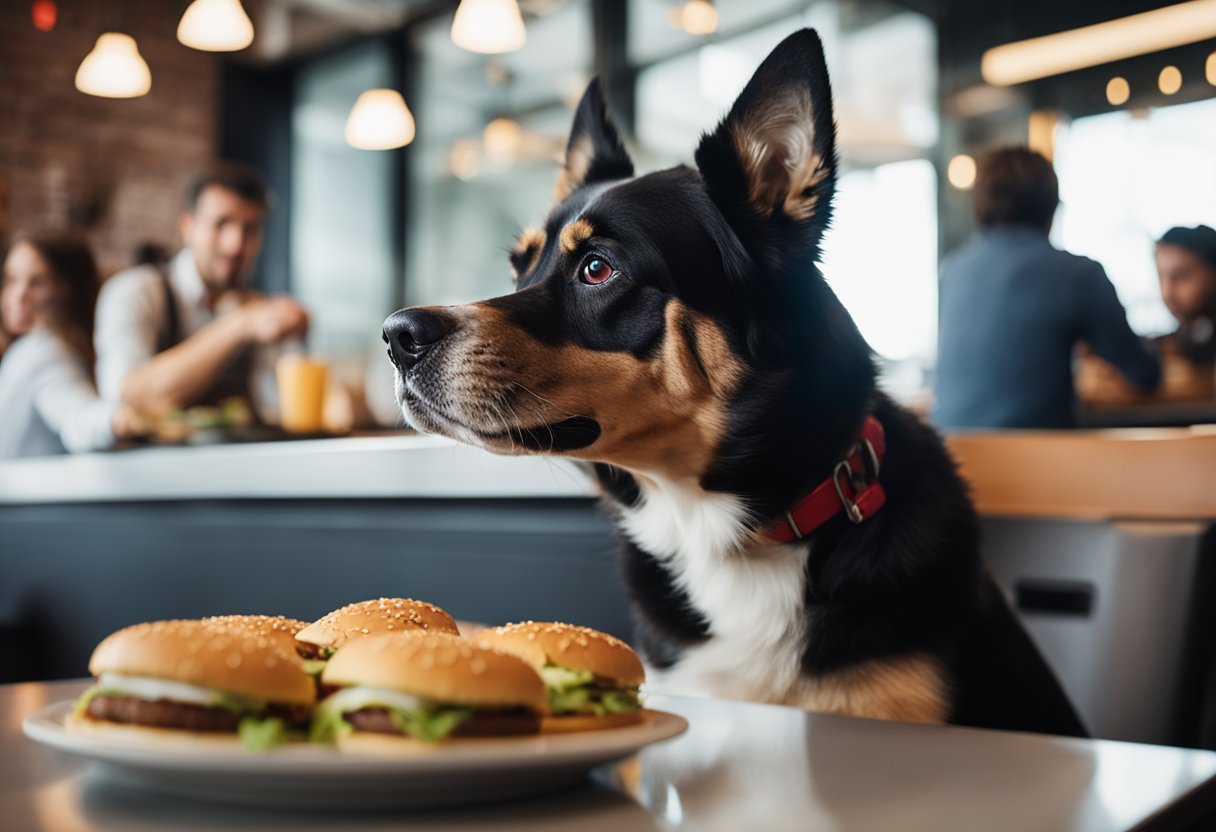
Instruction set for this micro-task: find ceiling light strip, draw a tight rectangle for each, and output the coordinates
[981,0,1216,86]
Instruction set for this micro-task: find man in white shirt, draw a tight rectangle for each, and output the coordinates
[95,162,308,421]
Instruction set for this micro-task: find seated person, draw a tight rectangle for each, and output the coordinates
[94,162,309,421]
[934,146,1160,429]
[1077,225,1216,406]
[0,235,137,458]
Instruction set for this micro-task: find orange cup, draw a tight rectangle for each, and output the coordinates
[276,355,327,434]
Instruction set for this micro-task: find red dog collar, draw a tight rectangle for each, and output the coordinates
[763,416,886,543]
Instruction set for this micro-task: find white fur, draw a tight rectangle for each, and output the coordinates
[620,474,810,704]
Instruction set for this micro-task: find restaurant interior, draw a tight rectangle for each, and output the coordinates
[2,0,1216,829]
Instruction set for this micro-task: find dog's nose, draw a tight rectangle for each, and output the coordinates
[382,308,455,370]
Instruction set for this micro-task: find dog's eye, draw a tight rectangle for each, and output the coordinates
[581,258,615,285]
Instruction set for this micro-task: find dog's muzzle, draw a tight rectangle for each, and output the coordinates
[382,308,455,371]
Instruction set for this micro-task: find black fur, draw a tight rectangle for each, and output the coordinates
[388,29,1087,737]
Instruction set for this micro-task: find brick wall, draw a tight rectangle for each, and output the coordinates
[0,1,219,277]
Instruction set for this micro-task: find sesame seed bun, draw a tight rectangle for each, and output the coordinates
[475,622,645,688]
[201,614,309,657]
[322,632,547,713]
[88,619,315,706]
[295,598,459,652]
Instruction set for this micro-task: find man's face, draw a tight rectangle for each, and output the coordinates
[1157,243,1216,325]
[181,185,265,293]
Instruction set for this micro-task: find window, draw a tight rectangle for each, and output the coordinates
[633,2,939,386]
[292,39,399,357]
[1053,98,1216,336]
[406,2,593,306]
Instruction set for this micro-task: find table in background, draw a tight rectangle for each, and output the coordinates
[4,680,1216,832]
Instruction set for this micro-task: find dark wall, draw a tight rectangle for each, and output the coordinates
[219,62,295,296]
[0,498,630,683]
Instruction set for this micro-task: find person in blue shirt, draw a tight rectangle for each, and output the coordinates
[934,147,1160,429]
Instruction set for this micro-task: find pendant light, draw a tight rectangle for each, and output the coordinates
[75,32,151,98]
[345,89,416,151]
[483,117,522,168]
[451,0,526,55]
[669,0,718,36]
[177,0,254,52]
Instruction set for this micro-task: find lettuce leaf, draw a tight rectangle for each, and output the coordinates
[300,659,328,678]
[599,689,641,714]
[309,698,354,744]
[207,691,267,715]
[539,664,642,716]
[388,706,474,743]
[539,666,593,691]
[238,716,287,752]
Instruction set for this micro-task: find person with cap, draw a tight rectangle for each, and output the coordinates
[934,146,1160,429]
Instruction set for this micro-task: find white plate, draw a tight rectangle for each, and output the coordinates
[24,702,687,809]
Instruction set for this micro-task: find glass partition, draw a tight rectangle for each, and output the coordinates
[292,39,399,359]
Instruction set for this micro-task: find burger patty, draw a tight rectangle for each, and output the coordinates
[345,707,541,737]
[86,696,311,732]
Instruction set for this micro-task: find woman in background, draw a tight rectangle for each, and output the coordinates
[1077,225,1216,405]
[1157,225,1216,367]
[0,234,135,458]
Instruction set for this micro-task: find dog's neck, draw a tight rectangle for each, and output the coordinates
[615,471,813,700]
[621,472,755,563]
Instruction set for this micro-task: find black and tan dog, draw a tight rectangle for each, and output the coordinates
[384,29,1086,736]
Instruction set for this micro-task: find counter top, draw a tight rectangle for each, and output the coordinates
[5,427,1216,520]
[5,679,1216,831]
[0,434,594,504]
[946,426,1216,520]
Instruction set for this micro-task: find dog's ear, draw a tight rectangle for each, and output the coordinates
[695,29,836,266]
[554,78,633,203]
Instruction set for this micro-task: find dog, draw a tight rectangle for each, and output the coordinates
[383,29,1087,736]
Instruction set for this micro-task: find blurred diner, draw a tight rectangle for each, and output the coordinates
[1076,224,1216,407]
[934,146,1161,429]
[93,162,310,425]
[0,235,137,458]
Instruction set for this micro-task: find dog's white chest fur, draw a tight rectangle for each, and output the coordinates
[620,475,810,703]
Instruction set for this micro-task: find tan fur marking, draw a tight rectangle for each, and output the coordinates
[464,300,744,480]
[553,134,593,203]
[787,654,949,725]
[559,219,594,254]
[783,159,828,221]
[513,228,546,279]
[728,91,826,221]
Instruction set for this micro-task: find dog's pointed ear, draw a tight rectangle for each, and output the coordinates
[695,29,836,264]
[554,78,633,203]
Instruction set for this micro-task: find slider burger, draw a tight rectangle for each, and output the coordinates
[476,622,645,732]
[295,598,458,674]
[311,631,547,748]
[70,619,315,752]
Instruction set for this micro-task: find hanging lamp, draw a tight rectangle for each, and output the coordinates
[177,0,254,52]
[345,89,416,151]
[451,0,526,54]
[75,32,151,98]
